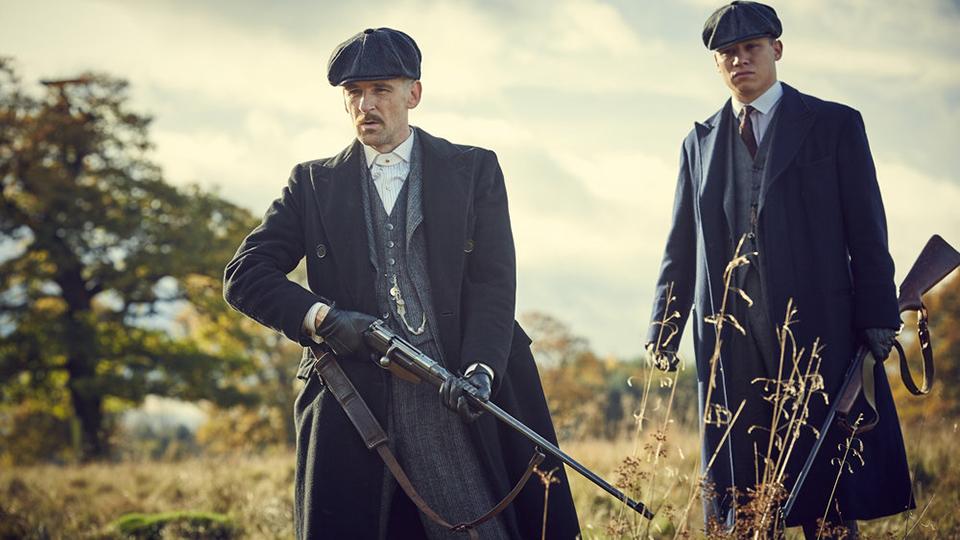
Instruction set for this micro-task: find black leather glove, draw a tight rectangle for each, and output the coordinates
[646,342,679,372]
[439,371,492,423]
[315,308,378,358]
[859,327,897,361]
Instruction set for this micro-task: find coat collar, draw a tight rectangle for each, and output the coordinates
[694,82,816,213]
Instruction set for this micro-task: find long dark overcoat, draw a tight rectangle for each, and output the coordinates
[647,84,914,525]
[224,128,580,539]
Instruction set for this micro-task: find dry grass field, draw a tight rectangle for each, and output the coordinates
[1,418,956,539]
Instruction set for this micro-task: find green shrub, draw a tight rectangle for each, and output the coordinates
[111,511,238,539]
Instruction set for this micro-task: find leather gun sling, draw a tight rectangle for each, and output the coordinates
[310,347,545,538]
[836,314,936,434]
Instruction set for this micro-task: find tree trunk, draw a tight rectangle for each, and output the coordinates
[60,267,108,460]
[66,358,107,460]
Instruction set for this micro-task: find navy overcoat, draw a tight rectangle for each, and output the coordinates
[224,128,580,539]
[648,84,914,525]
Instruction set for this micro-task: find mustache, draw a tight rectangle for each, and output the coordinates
[357,114,384,125]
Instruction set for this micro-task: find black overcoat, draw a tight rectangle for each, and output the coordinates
[224,128,580,539]
[647,84,914,525]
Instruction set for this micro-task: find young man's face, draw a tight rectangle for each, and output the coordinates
[714,37,782,103]
[343,78,422,153]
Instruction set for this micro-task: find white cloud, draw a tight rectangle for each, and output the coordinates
[877,160,960,282]
[2,0,957,357]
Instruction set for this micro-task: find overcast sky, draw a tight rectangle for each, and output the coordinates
[3,0,958,359]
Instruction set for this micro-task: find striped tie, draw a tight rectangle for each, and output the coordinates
[739,105,758,158]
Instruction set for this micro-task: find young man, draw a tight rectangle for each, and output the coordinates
[646,2,913,537]
[224,28,579,540]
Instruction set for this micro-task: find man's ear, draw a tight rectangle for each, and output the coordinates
[773,39,783,61]
[407,80,422,109]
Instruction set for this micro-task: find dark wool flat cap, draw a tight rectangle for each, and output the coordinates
[327,27,421,86]
[702,1,782,50]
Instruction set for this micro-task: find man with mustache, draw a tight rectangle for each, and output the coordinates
[646,2,913,537]
[224,28,579,539]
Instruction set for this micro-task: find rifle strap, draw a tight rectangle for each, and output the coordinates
[900,307,935,395]
[838,330,934,435]
[310,346,543,539]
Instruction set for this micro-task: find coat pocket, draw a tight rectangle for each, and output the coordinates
[795,155,834,169]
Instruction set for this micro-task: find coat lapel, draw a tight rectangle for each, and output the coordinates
[419,129,469,354]
[308,140,374,310]
[760,83,815,213]
[697,103,733,236]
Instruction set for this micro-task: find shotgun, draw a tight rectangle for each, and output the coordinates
[364,321,656,519]
[783,234,960,520]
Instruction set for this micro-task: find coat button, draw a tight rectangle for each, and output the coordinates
[464,239,475,253]
[316,243,327,258]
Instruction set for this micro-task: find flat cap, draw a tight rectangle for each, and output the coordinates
[327,27,422,86]
[702,1,782,50]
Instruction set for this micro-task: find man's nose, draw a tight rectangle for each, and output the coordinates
[359,93,377,113]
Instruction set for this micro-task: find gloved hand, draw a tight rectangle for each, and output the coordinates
[646,341,679,372]
[439,371,492,423]
[316,308,378,358]
[859,327,898,361]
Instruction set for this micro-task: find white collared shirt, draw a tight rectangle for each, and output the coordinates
[731,81,783,145]
[362,128,415,215]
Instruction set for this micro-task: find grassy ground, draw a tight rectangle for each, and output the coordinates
[1,421,956,539]
[0,452,294,539]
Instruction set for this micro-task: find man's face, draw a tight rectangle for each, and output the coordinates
[714,37,782,103]
[343,78,422,153]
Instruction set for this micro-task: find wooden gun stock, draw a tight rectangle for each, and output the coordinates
[897,234,960,312]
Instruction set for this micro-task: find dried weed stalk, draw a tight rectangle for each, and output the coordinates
[609,237,854,539]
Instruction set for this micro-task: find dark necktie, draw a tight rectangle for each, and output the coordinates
[739,105,758,158]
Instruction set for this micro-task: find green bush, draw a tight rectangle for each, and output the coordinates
[111,511,239,539]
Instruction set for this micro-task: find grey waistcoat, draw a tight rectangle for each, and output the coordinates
[725,108,782,375]
[359,137,442,354]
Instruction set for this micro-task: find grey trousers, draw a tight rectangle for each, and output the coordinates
[378,340,511,540]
